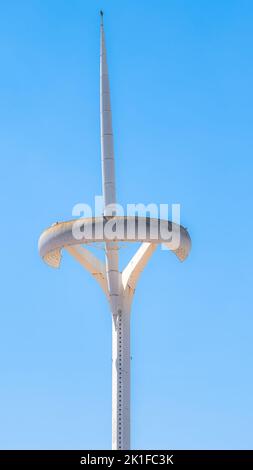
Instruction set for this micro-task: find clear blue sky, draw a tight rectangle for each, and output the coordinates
[0,0,252,450]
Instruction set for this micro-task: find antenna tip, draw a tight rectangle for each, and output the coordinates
[100,10,104,24]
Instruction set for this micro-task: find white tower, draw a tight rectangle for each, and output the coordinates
[39,12,191,450]
[100,10,130,449]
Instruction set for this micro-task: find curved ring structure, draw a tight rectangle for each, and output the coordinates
[38,216,191,268]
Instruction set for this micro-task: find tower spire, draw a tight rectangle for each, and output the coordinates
[100,10,104,25]
[100,10,116,213]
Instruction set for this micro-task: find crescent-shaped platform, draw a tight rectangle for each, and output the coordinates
[38,216,191,268]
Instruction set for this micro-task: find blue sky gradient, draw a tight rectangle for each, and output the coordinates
[0,0,252,449]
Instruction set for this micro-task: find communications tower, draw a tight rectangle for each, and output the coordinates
[39,12,191,450]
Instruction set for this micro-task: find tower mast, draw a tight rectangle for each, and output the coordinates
[100,10,116,211]
[100,11,130,450]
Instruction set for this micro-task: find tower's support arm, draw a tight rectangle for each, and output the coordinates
[66,245,109,298]
[122,242,157,301]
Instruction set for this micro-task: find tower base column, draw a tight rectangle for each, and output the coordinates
[112,296,131,450]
